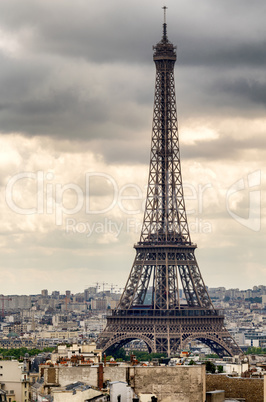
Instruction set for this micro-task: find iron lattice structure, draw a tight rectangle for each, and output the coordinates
[97,16,242,357]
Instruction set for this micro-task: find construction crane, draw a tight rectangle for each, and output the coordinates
[93,282,109,294]
[110,284,118,294]
[0,295,12,319]
[101,282,108,294]
[93,282,100,293]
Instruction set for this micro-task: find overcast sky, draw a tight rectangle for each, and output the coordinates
[0,0,265,295]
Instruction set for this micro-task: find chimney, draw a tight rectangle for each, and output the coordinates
[97,362,104,389]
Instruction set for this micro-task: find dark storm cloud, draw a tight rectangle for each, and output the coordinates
[182,133,266,161]
[0,0,265,153]
[0,88,110,139]
[89,137,151,165]
[0,0,155,63]
[215,78,266,107]
[179,41,266,68]
[0,0,264,65]
[0,54,50,101]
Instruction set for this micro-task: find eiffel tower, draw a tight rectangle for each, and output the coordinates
[97,8,242,357]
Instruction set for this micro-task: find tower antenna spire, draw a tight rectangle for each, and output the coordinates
[163,5,168,24]
[162,6,168,40]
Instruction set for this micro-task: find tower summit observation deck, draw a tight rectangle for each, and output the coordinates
[97,8,242,357]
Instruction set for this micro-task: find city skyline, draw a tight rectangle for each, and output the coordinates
[2,282,266,297]
[0,0,265,294]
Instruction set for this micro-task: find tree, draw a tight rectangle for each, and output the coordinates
[217,365,223,373]
[245,297,262,303]
[205,361,216,373]
[0,347,55,360]
[105,348,168,363]
[113,348,127,361]
[245,346,265,355]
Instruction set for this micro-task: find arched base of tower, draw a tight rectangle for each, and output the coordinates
[97,309,243,358]
[99,333,154,356]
